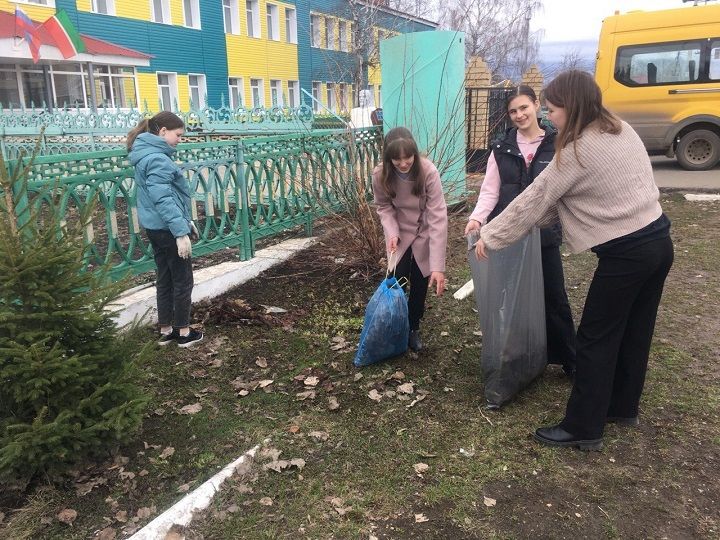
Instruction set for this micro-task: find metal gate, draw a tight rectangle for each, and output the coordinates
[466,87,516,172]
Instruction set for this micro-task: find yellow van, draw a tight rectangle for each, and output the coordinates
[595,3,720,170]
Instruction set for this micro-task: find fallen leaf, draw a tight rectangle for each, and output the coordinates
[407,394,427,408]
[368,389,382,402]
[159,446,175,459]
[288,425,300,434]
[304,376,320,387]
[257,379,274,388]
[440,331,449,336]
[119,470,135,481]
[57,508,78,525]
[259,497,273,506]
[327,396,340,410]
[179,403,202,415]
[260,447,282,461]
[114,510,128,523]
[96,527,116,540]
[414,463,429,474]
[415,513,429,523]
[135,506,156,520]
[390,371,405,380]
[290,458,306,470]
[255,357,268,368]
[353,373,363,381]
[264,460,290,472]
[575,512,582,518]
[295,390,316,401]
[177,483,190,493]
[163,532,183,540]
[309,430,329,441]
[138,469,149,477]
[227,504,240,513]
[483,496,497,507]
[397,382,415,394]
[335,505,353,516]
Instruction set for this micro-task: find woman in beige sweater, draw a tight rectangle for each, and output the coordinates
[476,71,674,450]
[373,127,448,352]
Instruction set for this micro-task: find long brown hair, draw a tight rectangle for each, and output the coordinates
[126,111,185,151]
[380,127,423,199]
[544,70,621,164]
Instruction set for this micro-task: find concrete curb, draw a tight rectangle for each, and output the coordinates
[127,442,263,540]
[684,193,720,201]
[109,237,318,328]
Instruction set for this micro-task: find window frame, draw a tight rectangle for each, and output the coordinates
[250,78,264,108]
[188,73,207,109]
[182,0,201,29]
[287,80,299,107]
[156,71,179,111]
[338,20,347,52]
[266,4,279,41]
[91,0,115,15]
[150,0,171,25]
[325,17,335,50]
[222,0,240,35]
[614,39,710,88]
[310,14,321,48]
[285,8,297,44]
[269,79,283,106]
[326,82,336,112]
[311,81,321,112]
[246,0,261,38]
[228,77,244,108]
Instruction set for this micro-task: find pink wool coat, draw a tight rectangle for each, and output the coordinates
[372,157,448,277]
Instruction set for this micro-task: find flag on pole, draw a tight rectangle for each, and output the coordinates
[40,9,86,59]
[14,7,42,63]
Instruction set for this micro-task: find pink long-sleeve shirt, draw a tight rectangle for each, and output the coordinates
[469,131,545,224]
[372,157,448,276]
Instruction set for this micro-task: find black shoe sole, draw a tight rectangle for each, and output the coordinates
[607,416,639,427]
[158,338,176,346]
[533,432,603,451]
[177,334,204,348]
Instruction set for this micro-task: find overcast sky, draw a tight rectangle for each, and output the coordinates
[533,0,693,43]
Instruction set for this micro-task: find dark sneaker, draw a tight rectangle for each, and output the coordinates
[408,330,422,351]
[176,328,204,348]
[158,329,179,346]
[607,416,639,427]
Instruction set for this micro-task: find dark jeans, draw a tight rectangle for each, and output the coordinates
[394,247,429,331]
[559,235,674,439]
[146,229,194,329]
[541,246,576,370]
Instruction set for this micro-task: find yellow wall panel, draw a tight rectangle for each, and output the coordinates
[0,0,54,20]
[176,74,190,111]
[137,72,159,110]
[169,0,184,27]
[76,0,92,12]
[115,0,152,22]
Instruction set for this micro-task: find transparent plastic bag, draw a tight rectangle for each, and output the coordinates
[354,276,409,367]
[467,228,547,407]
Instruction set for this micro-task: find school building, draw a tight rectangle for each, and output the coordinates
[0,0,436,114]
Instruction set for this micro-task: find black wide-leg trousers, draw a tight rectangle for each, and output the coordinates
[541,245,576,370]
[559,235,674,439]
[394,247,429,332]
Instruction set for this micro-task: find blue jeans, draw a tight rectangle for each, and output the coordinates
[146,229,194,328]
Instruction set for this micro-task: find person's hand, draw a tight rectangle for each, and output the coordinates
[189,221,199,241]
[464,219,481,236]
[429,271,446,296]
[388,236,399,253]
[176,235,192,259]
[475,238,488,260]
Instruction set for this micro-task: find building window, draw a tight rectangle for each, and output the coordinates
[150,0,171,24]
[91,0,115,15]
[250,78,263,107]
[88,65,138,109]
[310,15,320,48]
[18,0,54,5]
[325,18,335,50]
[287,80,299,107]
[265,4,279,41]
[157,72,178,111]
[228,77,244,108]
[183,0,201,29]
[269,80,282,106]
[222,0,239,34]
[188,74,206,108]
[285,8,297,44]
[311,81,321,112]
[246,0,260,38]
[366,84,376,108]
[338,83,347,112]
[326,82,336,113]
[338,21,347,52]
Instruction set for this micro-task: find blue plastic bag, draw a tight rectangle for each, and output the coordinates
[354,277,409,367]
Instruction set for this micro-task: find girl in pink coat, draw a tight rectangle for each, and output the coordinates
[372,127,449,351]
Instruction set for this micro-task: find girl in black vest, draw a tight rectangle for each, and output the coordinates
[465,85,576,376]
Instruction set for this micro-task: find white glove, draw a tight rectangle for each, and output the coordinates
[176,235,192,259]
[189,221,199,240]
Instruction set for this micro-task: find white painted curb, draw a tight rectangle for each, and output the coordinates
[453,279,474,300]
[108,237,317,328]
[684,193,720,201]
[128,442,262,540]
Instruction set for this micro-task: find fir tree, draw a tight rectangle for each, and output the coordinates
[0,148,149,483]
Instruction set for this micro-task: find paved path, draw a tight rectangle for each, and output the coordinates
[652,157,720,190]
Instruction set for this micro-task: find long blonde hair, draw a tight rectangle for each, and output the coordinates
[126,111,185,151]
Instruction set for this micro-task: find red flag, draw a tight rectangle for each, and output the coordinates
[15,7,42,63]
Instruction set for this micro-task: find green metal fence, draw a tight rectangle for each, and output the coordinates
[6,127,381,281]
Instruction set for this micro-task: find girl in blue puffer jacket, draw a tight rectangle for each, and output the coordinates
[127,111,203,348]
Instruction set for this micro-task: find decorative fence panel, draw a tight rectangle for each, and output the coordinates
[6,127,382,281]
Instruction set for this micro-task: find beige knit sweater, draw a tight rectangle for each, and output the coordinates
[480,121,662,253]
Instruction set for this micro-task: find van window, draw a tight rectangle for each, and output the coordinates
[710,41,720,81]
[614,41,703,86]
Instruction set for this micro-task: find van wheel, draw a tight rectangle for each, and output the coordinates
[676,129,720,171]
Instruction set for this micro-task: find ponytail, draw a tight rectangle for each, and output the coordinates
[126,111,185,151]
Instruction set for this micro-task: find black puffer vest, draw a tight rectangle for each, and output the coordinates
[487,126,562,248]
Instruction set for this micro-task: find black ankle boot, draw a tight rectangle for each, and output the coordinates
[534,424,603,451]
[408,330,422,351]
